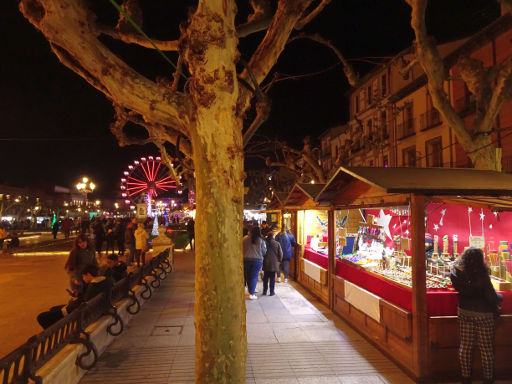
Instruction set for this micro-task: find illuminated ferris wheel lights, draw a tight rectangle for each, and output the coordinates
[123,171,129,176]
[122,193,127,197]
[134,160,139,165]
[125,200,131,204]
[148,156,154,160]
[141,157,147,162]
[156,156,161,161]
[121,178,126,182]
[128,165,134,170]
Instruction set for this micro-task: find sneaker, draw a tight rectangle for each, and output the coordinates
[269,292,275,296]
[254,288,259,293]
[262,291,267,296]
[249,295,258,300]
[284,278,288,283]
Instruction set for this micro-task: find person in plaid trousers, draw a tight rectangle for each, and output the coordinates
[450,247,503,384]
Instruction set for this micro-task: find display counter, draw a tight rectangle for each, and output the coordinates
[304,247,512,316]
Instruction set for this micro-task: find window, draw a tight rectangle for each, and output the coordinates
[367,85,372,104]
[381,74,387,96]
[426,137,443,167]
[402,146,416,167]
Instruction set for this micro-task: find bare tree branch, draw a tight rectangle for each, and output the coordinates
[295,0,332,30]
[19,0,189,133]
[98,26,179,51]
[288,33,359,86]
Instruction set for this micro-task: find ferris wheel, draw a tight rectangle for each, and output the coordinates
[120,156,177,205]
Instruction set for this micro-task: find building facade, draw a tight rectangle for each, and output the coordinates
[321,14,512,174]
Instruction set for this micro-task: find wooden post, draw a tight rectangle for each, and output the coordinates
[291,210,298,279]
[410,194,428,380]
[328,209,335,310]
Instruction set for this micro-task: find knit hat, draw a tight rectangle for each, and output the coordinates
[425,233,433,243]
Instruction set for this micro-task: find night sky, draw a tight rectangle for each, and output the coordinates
[0,0,500,198]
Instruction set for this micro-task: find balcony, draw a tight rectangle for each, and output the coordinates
[397,118,416,140]
[420,109,442,131]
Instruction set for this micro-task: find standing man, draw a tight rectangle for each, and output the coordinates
[187,217,195,251]
[275,225,298,283]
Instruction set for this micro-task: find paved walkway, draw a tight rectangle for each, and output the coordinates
[81,250,418,384]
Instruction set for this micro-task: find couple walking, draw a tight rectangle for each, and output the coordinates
[242,225,297,300]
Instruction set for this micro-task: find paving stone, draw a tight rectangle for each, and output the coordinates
[81,251,419,384]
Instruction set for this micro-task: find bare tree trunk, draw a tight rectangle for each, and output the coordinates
[185,2,247,382]
[468,138,502,171]
[192,120,246,382]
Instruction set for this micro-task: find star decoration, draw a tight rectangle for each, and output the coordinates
[493,211,498,217]
[404,229,410,235]
[374,209,393,241]
[489,224,493,229]
[433,224,439,231]
[480,210,485,221]
[468,207,472,213]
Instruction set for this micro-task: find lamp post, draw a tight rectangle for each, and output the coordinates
[76,177,95,206]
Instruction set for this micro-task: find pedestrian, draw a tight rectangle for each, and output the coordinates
[116,219,126,255]
[262,228,283,296]
[275,225,298,283]
[242,226,266,300]
[105,218,116,255]
[186,217,195,251]
[61,218,71,239]
[93,219,105,257]
[64,234,98,294]
[450,247,503,384]
[134,222,149,267]
[52,220,59,239]
[124,218,137,265]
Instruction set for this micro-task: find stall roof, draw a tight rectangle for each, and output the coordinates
[284,183,326,207]
[266,192,289,210]
[316,167,512,208]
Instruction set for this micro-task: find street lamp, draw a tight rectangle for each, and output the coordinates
[76,177,95,205]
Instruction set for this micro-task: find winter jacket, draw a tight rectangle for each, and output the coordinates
[66,276,113,314]
[263,238,283,272]
[134,226,150,250]
[66,248,98,281]
[275,231,297,260]
[242,236,267,262]
[450,267,502,314]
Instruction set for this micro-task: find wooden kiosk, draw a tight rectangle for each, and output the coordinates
[282,183,330,304]
[294,167,512,382]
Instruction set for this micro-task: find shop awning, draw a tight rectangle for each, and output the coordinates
[316,167,512,210]
[284,183,326,207]
[266,192,289,210]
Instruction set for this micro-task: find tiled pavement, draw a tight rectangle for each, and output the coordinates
[80,251,511,384]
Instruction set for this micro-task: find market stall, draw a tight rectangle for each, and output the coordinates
[311,167,512,381]
[282,183,329,303]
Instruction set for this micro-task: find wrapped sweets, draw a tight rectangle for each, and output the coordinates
[452,234,458,260]
[433,235,440,256]
[488,251,499,266]
[442,235,449,254]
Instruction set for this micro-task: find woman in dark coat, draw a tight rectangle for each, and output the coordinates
[262,229,283,296]
[450,247,502,384]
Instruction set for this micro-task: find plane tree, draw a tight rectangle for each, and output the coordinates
[18,0,333,381]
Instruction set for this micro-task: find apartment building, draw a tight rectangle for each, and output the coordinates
[320,14,512,173]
